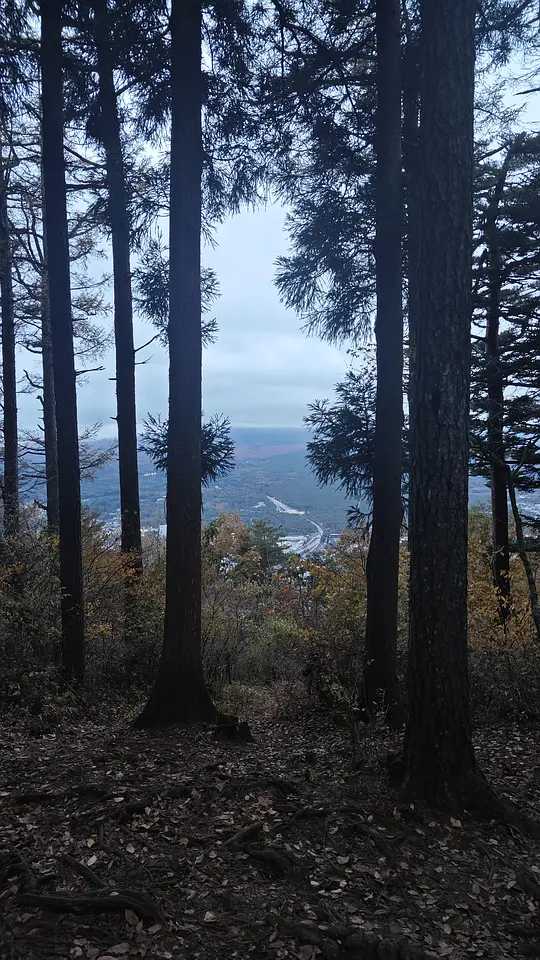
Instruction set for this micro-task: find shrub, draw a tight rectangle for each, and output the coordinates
[1,508,539,727]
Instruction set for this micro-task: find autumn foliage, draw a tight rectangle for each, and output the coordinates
[0,508,538,726]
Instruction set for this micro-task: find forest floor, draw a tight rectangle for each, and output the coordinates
[0,705,539,960]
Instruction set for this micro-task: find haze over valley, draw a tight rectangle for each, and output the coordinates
[69,426,531,558]
[79,427,353,554]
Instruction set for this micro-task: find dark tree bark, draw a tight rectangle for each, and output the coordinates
[41,0,85,683]
[484,147,515,623]
[403,0,479,805]
[363,0,403,722]
[0,160,19,537]
[91,0,142,570]
[402,11,420,490]
[135,0,216,727]
[41,276,60,534]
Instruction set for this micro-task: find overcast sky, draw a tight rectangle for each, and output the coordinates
[17,201,349,437]
[16,70,539,439]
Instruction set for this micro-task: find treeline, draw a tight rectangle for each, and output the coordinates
[1,0,540,814]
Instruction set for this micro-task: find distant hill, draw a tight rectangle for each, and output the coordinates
[77,427,354,539]
[28,425,532,541]
[230,427,307,460]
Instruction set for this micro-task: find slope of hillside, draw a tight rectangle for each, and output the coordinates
[78,428,354,539]
[69,427,507,541]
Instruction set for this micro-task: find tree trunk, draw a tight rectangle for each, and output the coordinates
[0,159,19,537]
[403,0,478,805]
[484,148,514,624]
[41,275,60,534]
[363,0,403,723]
[135,0,216,727]
[40,0,85,683]
[506,465,540,644]
[91,0,142,570]
[402,18,420,554]
[402,22,419,375]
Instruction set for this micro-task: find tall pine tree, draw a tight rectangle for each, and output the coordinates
[40,0,85,682]
[135,0,216,726]
[471,133,540,632]
[363,0,403,722]
[89,0,142,570]
[402,0,477,804]
[0,135,19,536]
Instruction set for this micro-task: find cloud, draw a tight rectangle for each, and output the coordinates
[17,202,350,435]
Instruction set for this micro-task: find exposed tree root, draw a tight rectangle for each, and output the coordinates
[517,868,540,901]
[133,707,217,730]
[459,777,540,840]
[10,790,61,805]
[398,762,540,839]
[346,820,404,858]
[249,845,298,875]
[520,944,540,957]
[281,920,430,959]
[17,889,163,923]
[132,681,217,730]
[9,783,112,806]
[508,925,540,939]
[343,930,432,959]
[292,803,329,821]
[223,819,264,847]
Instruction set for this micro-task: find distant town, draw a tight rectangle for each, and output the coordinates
[67,426,522,558]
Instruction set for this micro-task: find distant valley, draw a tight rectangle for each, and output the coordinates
[78,427,353,554]
[66,426,537,555]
